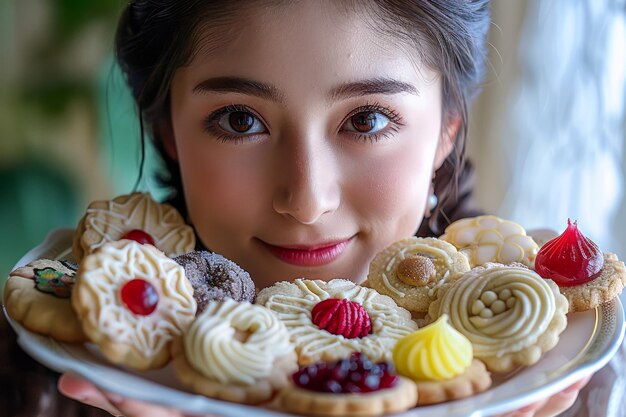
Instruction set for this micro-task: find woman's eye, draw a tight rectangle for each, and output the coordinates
[216,110,267,135]
[343,111,390,134]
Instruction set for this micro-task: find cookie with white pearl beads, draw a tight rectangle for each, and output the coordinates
[428,263,568,372]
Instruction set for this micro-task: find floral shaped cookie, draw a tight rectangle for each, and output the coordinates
[256,279,417,365]
[367,237,470,313]
[4,259,86,343]
[440,215,539,268]
[72,192,195,262]
[171,299,297,404]
[72,240,197,370]
[428,263,568,373]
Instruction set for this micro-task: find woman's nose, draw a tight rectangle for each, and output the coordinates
[272,137,340,225]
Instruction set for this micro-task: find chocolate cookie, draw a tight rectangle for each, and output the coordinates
[174,251,256,314]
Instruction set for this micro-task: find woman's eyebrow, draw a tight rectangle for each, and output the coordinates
[329,78,419,101]
[192,76,418,102]
[193,77,284,102]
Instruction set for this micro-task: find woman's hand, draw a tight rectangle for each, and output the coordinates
[60,372,591,417]
[58,373,189,417]
[496,374,591,417]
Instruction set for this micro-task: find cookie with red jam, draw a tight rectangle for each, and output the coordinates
[72,240,197,370]
[272,352,417,417]
[256,278,417,365]
[72,192,195,262]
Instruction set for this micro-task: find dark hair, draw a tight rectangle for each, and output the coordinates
[115,0,491,231]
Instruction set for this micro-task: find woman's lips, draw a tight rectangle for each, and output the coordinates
[260,238,353,267]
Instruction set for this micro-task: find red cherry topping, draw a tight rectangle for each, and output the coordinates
[311,298,371,338]
[121,229,156,246]
[120,279,159,315]
[292,352,398,393]
[535,219,604,287]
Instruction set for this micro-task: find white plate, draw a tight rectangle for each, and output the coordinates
[3,228,625,417]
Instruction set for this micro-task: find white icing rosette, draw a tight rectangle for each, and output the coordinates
[184,299,294,385]
[256,278,418,365]
[428,263,568,372]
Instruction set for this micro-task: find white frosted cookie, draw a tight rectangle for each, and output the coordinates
[367,237,470,313]
[256,278,417,365]
[440,215,539,268]
[171,299,297,405]
[72,192,195,262]
[72,240,197,370]
[428,263,568,373]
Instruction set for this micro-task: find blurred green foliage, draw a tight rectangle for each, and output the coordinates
[0,1,150,283]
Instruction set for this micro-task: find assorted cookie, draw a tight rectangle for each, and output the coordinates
[72,240,197,370]
[72,192,195,262]
[256,278,417,365]
[174,251,256,314]
[534,219,626,312]
[366,237,470,313]
[440,215,539,268]
[4,205,626,416]
[171,299,297,404]
[272,352,418,416]
[427,263,569,372]
[3,259,86,343]
[393,314,491,405]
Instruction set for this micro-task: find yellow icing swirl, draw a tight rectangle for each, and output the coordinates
[184,299,293,386]
[393,314,472,381]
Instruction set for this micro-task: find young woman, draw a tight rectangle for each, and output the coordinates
[17,0,593,415]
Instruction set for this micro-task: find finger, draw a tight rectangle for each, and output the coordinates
[105,392,184,417]
[534,375,592,417]
[495,397,549,417]
[58,373,123,416]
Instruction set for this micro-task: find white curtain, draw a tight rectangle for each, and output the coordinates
[498,0,626,256]
[469,1,626,415]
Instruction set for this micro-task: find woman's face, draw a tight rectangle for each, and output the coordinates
[169,2,450,289]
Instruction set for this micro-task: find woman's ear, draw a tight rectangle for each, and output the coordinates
[434,116,461,169]
[156,119,178,162]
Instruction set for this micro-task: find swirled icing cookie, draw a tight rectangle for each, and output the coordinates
[171,299,297,404]
[428,263,568,372]
[4,259,86,343]
[174,251,256,314]
[393,315,491,405]
[367,238,470,313]
[440,215,539,268]
[256,279,417,365]
[72,240,197,370]
[272,353,417,416]
[72,192,195,262]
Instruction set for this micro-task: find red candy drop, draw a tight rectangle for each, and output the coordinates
[120,279,159,315]
[311,298,371,338]
[121,229,155,246]
[535,219,604,287]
